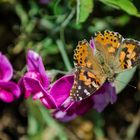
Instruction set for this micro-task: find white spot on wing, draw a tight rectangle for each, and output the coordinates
[86,91,90,96]
[92,81,99,88]
[84,89,90,96]
[84,89,88,93]
[78,86,81,90]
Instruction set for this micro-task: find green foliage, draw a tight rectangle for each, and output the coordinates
[27,100,68,140]
[100,0,140,17]
[0,0,140,139]
[76,0,94,23]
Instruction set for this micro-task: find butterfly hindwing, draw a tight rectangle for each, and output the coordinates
[70,68,106,101]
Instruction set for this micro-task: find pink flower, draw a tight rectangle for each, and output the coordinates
[19,50,70,109]
[0,52,13,81]
[51,75,117,121]
[20,48,117,121]
[0,52,21,103]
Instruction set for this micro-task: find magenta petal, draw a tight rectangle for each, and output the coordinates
[0,81,21,103]
[32,92,44,100]
[0,52,13,81]
[27,50,50,89]
[18,77,30,99]
[49,75,74,108]
[19,71,46,99]
[58,97,93,117]
[52,98,77,122]
[23,77,56,109]
[93,83,117,112]
[53,109,77,122]
[40,97,56,109]
[75,97,94,115]
[23,76,46,96]
[60,97,75,112]
[0,89,15,103]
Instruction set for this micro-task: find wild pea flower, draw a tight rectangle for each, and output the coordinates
[52,75,117,121]
[20,39,117,121]
[19,50,70,109]
[0,52,20,103]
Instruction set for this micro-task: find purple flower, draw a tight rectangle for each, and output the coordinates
[0,52,21,103]
[21,41,117,121]
[51,75,117,121]
[19,50,50,98]
[19,50,70,109]
[0,81,20,103]
[26,50,50,90]
[0,52,13,81]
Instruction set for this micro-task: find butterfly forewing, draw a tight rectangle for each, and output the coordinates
[94,30,123,56]
[71,40,106,101]
[119,39,140,70]
[73,39,102,73]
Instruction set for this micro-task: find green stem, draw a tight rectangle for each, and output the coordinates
[54,0,62,15]
[15,3,28,27]
[20,65,27,75]
[60,8,75,44]
[38,106,68,140]
[49,69,68,75]
[56,9,75,71]
[60,28,65,45]
[56,40,72,71]
[61,8,75,28]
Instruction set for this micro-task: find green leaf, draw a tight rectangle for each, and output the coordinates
[100,0,140,17]
[115,67,136,94]
[76,0,94,23]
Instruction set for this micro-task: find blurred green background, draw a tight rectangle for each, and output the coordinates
[0,0,140,140]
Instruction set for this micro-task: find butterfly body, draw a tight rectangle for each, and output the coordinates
[93,51,114,82]
[70,31,140,101]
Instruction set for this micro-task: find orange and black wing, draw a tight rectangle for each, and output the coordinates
[94,30,123,56]
[70,40,106,101]
[119,39,140,70]
[70,68,106,101]
[94,31,140,72]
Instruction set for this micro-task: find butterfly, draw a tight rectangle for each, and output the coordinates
[70,30,140,101]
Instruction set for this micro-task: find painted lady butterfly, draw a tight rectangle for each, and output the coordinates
[70,31,140,101]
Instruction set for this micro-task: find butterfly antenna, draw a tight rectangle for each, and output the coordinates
[115,79,136,89]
